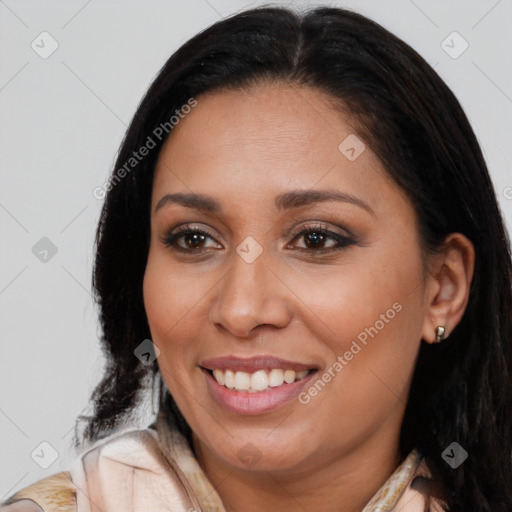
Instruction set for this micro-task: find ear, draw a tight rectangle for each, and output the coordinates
[422,233,475,344]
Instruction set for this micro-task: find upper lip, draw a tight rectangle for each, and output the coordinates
[200,356,318,373]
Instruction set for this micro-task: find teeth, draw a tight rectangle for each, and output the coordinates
[251,370,268,391]
[213,369,224,386]
[268,369,284,387]
[284,370,295,384]
[234,371,251,390]
[211,368,311,392]
[224,370,235,389]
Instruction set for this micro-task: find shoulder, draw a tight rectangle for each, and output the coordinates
[0,471,76,512]
[0,426,159,512]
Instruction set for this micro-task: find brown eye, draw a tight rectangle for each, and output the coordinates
[162,225,222,253]
[161,223,355,256]
[288,225,355,254]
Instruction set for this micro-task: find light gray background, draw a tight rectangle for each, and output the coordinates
[1,0,511,499]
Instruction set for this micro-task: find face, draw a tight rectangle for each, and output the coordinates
[143,83,429,475]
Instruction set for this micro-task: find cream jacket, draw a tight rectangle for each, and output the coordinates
[1,410,446,511]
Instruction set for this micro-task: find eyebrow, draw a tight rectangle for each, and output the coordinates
[154,189,375,216]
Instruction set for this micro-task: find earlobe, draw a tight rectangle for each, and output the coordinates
[421,233,475,344]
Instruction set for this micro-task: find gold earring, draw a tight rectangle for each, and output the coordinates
[435,326,446,343]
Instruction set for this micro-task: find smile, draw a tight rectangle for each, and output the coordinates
[210,368,312,392]
[200,356,319,414]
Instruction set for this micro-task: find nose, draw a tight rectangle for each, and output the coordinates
[208,252,292,339]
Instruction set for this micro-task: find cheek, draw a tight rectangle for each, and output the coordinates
[293,239,425,397]
[143,244,210,328]
[293,244,425,349]
[142,253,203,369]
[302,246,425,420]
[143,263,174,341]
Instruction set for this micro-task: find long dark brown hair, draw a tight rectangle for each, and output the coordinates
[76,6,512,511]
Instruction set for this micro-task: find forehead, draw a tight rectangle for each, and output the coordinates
[151,83,403,217]
[156,83,355,167]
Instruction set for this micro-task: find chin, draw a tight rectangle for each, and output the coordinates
[204,431,314,473]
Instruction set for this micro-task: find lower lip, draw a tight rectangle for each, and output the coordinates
[202,369,316,415]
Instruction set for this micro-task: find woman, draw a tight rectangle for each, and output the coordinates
[2,5,511,512]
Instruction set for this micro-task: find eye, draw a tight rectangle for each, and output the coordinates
[161,222,356,255]
[161,224,222,253]
[286,223,356,254]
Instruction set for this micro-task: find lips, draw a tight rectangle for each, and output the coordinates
[200,355,318,414]
[201,355,317,373]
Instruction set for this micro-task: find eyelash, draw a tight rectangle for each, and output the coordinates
[161,222,356,255]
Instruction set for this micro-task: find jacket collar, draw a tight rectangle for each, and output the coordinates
[151,408,444,511]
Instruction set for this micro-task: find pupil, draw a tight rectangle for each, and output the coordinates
[305,232,324,248]
[186,233,205,248]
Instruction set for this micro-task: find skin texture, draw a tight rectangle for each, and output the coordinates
[143,83,474,512]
